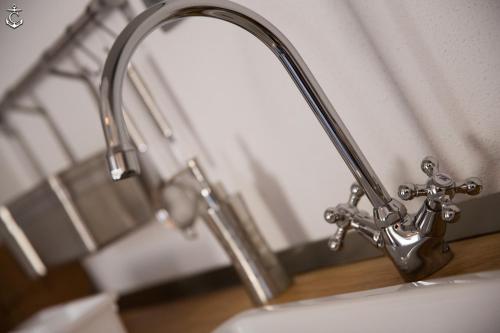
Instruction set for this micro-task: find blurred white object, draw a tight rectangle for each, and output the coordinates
[13,294,127,333]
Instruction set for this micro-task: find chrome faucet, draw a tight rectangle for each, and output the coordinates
[98,0,482,285]
[325,158,482,281]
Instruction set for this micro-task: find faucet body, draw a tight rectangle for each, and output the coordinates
[99,0,481,283]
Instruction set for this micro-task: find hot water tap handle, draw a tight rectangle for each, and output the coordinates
[398,156,483,223]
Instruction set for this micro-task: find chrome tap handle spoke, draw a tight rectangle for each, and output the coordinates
[324,206,350,251]
[398,183,428,201]
[421,156,439,177]
[398,156,483,223]
[348,183,365,207]
[324,207,346,224]
[455,177,483,196]
[327,219,349,251]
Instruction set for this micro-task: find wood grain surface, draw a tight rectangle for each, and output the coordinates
[120,232,500,333]
[0,247,95,332]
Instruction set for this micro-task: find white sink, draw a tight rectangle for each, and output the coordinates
[215,270,500,333]
[14,294,126,333]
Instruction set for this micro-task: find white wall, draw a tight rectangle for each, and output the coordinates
[1,0,499,294]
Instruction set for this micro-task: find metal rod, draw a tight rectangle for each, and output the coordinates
[0,0,128,113]
[126,63,174,139]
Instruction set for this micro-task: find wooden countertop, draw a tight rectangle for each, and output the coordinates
[0,249,95,332]
[120,232,500,333]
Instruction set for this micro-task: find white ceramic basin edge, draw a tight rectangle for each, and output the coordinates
[215,270,500,333]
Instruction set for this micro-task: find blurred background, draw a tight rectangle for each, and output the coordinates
[0,0,499,330]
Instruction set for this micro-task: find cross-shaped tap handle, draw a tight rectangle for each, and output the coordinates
[324,184,365,251]
[398,156,483,223]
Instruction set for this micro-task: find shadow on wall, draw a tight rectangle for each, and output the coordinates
[237,137,309,246]
[342,1,446,174]
[344,1,499,192]
[382,1,500,192]
[466,134,499,190]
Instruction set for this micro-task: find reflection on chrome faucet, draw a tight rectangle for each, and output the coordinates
[98,0,483,289]
[325,157,482,281]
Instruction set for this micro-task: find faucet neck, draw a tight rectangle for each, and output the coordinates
[100,0,394,208]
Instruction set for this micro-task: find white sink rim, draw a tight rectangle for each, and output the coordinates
[215,270,500,333]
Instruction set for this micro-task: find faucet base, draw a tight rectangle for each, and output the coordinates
[391,237,453,282]
[381,201,455,282]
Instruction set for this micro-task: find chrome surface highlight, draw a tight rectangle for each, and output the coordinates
[99,0,391,209]
[99,0,483,282]
[326,157,482,281]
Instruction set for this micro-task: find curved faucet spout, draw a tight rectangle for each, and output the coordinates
[100,0,392,208]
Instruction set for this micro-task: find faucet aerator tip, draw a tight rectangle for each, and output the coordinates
[110,168,139,181]
[106,149,141,181]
